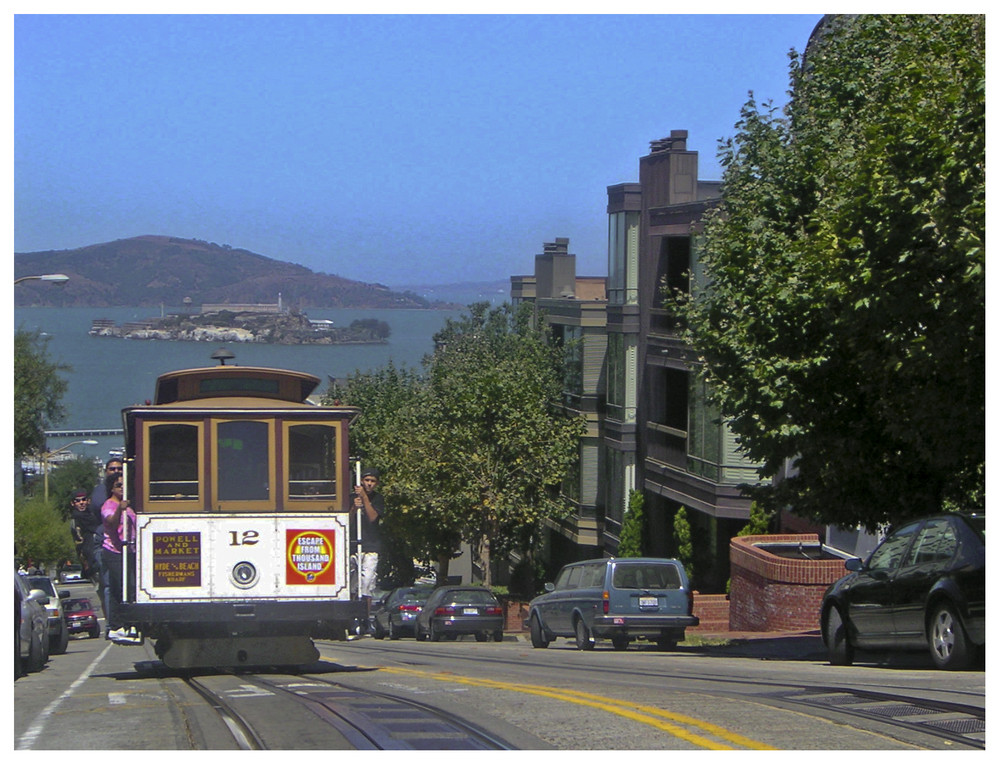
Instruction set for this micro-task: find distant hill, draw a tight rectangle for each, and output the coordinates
[14,235,457,309]
[391,280,511,306]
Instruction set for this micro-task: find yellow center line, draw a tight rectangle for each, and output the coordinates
[337,659,775,750]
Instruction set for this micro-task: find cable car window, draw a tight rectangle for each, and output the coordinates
[149,424,199,500]
[288,424,337,501]
[217,420,270,501]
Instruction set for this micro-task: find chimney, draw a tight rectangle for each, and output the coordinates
[649,129,688,154]
[535,238,576,299]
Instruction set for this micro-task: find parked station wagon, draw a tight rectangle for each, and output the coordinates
[527,557,698,651]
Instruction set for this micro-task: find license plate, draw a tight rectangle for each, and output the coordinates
[463,608,479,615]
[639,596,658,608]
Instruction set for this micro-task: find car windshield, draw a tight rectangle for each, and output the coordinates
[26,576,56,596]
[66,598,92,611]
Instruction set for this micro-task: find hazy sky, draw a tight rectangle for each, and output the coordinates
[14,12,824,286]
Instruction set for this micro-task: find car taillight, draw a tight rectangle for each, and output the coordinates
[397,604,421,613]
[686,588,694,614]
[485,606,502,616]
[602,591,610,614]
[435,606,458,616]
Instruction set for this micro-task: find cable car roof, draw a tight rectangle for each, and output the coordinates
[153,365,322,405]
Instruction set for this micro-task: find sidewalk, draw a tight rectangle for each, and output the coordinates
[686,629,827,661]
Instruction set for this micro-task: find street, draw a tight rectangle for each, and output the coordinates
[14,582,985,751]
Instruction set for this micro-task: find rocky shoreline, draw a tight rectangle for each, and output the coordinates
[89,310,390,345]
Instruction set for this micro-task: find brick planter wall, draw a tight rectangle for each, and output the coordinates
[729,534,847,632]
[690,593,730,633]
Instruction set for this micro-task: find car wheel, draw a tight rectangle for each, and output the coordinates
[51,624,69,655]
[574,617,594,651]
[529,613,549,649]
[414,624,426,642]
[27,631,45,672]
[430,622,442,642]
[928,602,970,670]
[89,626,101,639]
[611,636,630,651]
[824,605,854,666]
[372,619,385,640]
[493,629,504,643]
[388,620,399,640]
[655,636,677,651]
[475,631,488,642]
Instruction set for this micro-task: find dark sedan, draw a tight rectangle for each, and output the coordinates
[414,586,504,643]
[372,585,435,639]
[821,513,984,670]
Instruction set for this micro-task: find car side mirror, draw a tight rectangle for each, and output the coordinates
[28,589,50,606]
[59,589,71,599]
[544,582,555,592]
[845,557,863,572]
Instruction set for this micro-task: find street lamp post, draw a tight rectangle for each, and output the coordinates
[42,440,98,501]
[14,273,70,286]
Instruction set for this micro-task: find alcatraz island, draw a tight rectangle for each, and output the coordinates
[90,299,391,345]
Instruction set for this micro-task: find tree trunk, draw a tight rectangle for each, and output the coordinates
[436,555,450,586]
[479,537,492,588]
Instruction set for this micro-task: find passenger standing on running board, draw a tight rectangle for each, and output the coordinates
[354,468,384,599]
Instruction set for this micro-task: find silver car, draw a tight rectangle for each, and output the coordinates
[528,558,699,651]
[15,573,50,678]
[24,575,70,655]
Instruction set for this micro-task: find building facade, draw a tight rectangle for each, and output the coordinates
[511,238,607,570]
[513,131,766,591]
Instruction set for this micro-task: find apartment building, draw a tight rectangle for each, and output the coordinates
[511,238,607,568]
[514,131,765,590]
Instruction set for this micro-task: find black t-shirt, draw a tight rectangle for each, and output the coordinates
[360,491,385,553]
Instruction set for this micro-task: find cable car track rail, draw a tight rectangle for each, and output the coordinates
[181,671,517,750]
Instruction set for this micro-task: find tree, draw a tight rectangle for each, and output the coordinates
[45,457,101,521]
[617,491,646,557]
[672,507,694,583]
[14,494,76,572]
[677,15,985,531]
[14,329,69,459]
[325,302,585,586]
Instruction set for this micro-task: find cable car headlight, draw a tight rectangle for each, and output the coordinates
[231,561,259,589]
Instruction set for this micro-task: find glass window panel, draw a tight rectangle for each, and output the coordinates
[868,522,920,571]
[288,424,338,500]
[217,420,270,501]
[149,424,199,500]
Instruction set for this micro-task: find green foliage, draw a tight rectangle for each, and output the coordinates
[14,329,69,458]
[672,507,694,582]
[737,501,774,537]
[617,490,646,557]
[14,494,77,570]
[324,302,585,585]
[45,457,102,520]
[677,15,985,531]
[349,318,391,340]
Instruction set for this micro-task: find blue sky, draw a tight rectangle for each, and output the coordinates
[14,12,824,286]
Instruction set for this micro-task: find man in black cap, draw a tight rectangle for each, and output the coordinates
[70,490,99,579]
[353,468,385,599]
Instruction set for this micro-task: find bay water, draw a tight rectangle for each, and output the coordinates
[14,305,470,460]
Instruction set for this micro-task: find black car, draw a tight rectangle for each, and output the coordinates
[414,586,504,643]
[372,585,435,639]
[821,513,984,669]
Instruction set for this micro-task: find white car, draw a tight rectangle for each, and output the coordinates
[59,565,85,583]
